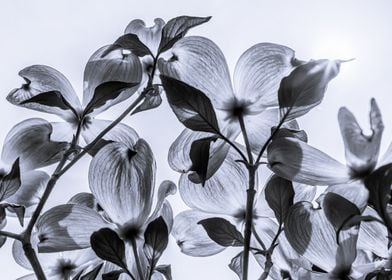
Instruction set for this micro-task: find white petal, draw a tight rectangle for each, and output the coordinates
[49,122,74,143]
[83,46,142,115]
[234,43,295,111]
[172,210,226,257]
[338,98,383,174]
[125,18,165,54]
[89,139,155,227]
[179,150,248,216]
[36,204,109,252]
[268,137,351,185]
[147,180,176,227]
[1,118,69,171]
[158,36,234,110]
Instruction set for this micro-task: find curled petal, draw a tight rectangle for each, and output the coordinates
[268,137,351,185]
[159,36,234,110]
[7,65,81,121]
[81,119,139,146]
[83,45,142,115]
[89,139,155,227]
[338,98,383,174]
[179,150,248,216]
[125,18,165,54]
[293,183,317,203]
[36,204,109,252]
[148,180,176,225]
[172,210,226,257]
[234,43,295,110]
[1,118,69,171]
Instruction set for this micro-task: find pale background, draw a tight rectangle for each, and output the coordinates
[1,0,392,279]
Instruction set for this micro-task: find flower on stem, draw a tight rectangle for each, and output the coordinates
[34,124,176,279]
[7,45,143,147]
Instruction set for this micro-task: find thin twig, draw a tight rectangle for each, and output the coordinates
[0,230,21,240]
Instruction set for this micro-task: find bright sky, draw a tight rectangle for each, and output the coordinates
[1,0,392,279]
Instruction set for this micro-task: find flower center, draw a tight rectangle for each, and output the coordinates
[223,98,252,122]
[52,258,76,278]
[118,224,141,242]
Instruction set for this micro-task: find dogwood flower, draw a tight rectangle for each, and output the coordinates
[268,98,385,188]
[7,45,142,148]
[159,37,297,182]
[34,124,176,278]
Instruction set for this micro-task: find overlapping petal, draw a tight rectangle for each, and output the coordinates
[179,150,248,216]
[233,43,295,111]
[88,139,155,227]
[268,137,352,185]
[7,65,81,122]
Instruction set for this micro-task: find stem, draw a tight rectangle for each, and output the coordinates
[251,225,266,251]
[23,242,46,279]
[242,166,257,280]
[259,224,283,280]
[0,230,21,240]
[131,238,144,280]
[238,114,253,165]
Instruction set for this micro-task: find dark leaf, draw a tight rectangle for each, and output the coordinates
[228,251,243,280]
[161,75,220,133]
[72,270,84,280]
[102,270,126,280]
[155,264,172,280]
[273,127,308,142]
[189,136,218,186]
[158,16,211,53]
[90,228,127,270]
[8,205,25,227]
[0,236,6,248]
[79,263,104,280]
[101,33,152,57]
[0,158,21,200]
[278,59,341,121]
[131,86,162,115]
[365,269,392,280]
[87,139,114,157]
[198,217,244,247]
[83,81,139,115]
[144,216,169,269]
[19,91,78,117]
[265,175,295,224]
[365,163,392,231]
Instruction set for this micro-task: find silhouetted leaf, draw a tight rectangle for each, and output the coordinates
[161,75,220,133]
[87,139,114,157]
[144,216,169,269]
[101,33,152,57]
[198,218,244,247]
[131,86,162,115]
[79,263,104,280]
[189,136,218,186]
[365,163,392,231]
[155,264,172,280]
[265,175,295,224]
[158,16,211,53]
[90,228,127,270]
[278,59,341,121]
[20,91,78,117]
[102,270,126,280]
[0,158,21,200]
[0,236,6,248]
[83,81,139,115]
[229,251,243,279]
[8,205,25,227]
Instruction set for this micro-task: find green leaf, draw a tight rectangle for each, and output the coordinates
[102,270,126,280]
[79,263,104,280]
[19,90,78,117]
[278,59,341,121]
[155,264,172,280]
[101,33,152,57]
[158,16,211,54]
[265,175,295,224]
[198,217,244,247]
[83,81,139,115]
[189,136,218,186]
[143,216,169,269]
[161,75,220,133]
[90,228,127,270]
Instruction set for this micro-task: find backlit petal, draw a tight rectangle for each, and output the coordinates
[159,36,234,110]
[268,137,351,185]
[234,43,295,111]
